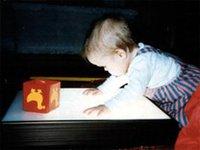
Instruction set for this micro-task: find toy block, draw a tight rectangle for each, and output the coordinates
[23,79,60,113]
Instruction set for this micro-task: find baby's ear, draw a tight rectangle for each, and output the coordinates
[115,48,127,58]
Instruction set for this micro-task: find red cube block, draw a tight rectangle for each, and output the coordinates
[23,79,60,113]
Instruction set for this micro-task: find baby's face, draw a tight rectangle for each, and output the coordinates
[88,50,131,77]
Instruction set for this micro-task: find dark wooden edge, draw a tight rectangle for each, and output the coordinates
[1,119,180,149]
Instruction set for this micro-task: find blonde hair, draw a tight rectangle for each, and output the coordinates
[82,17,137,59]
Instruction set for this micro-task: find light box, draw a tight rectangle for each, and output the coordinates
[3,88,170,121]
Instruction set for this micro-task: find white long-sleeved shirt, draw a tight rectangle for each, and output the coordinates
[98,43,181,111]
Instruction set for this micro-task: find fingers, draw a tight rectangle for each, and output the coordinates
[83,105,105,116]
[82,89,91,95]
[97,108,104,116]
[82,88,102,95]
[91,90,102,95]
[83,107,96,115]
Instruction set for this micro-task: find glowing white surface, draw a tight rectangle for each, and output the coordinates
[2,88,170,121]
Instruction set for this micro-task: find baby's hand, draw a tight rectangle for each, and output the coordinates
[83,105,110,116]
[82,88,103,95]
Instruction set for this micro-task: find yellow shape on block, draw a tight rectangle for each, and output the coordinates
[50,88,59,107]
[27,88,46,110]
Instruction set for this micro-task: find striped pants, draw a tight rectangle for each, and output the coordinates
[145,63,200,127]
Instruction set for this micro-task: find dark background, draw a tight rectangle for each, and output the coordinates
[0,0,200,120]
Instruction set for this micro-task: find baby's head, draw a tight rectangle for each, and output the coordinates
[83,17,138,76]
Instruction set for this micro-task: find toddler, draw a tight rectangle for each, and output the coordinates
[82,17,200,129]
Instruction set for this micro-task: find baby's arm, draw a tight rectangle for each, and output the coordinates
[83,75,128,96]
[105,55,151,111]
[82,75,128,116]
